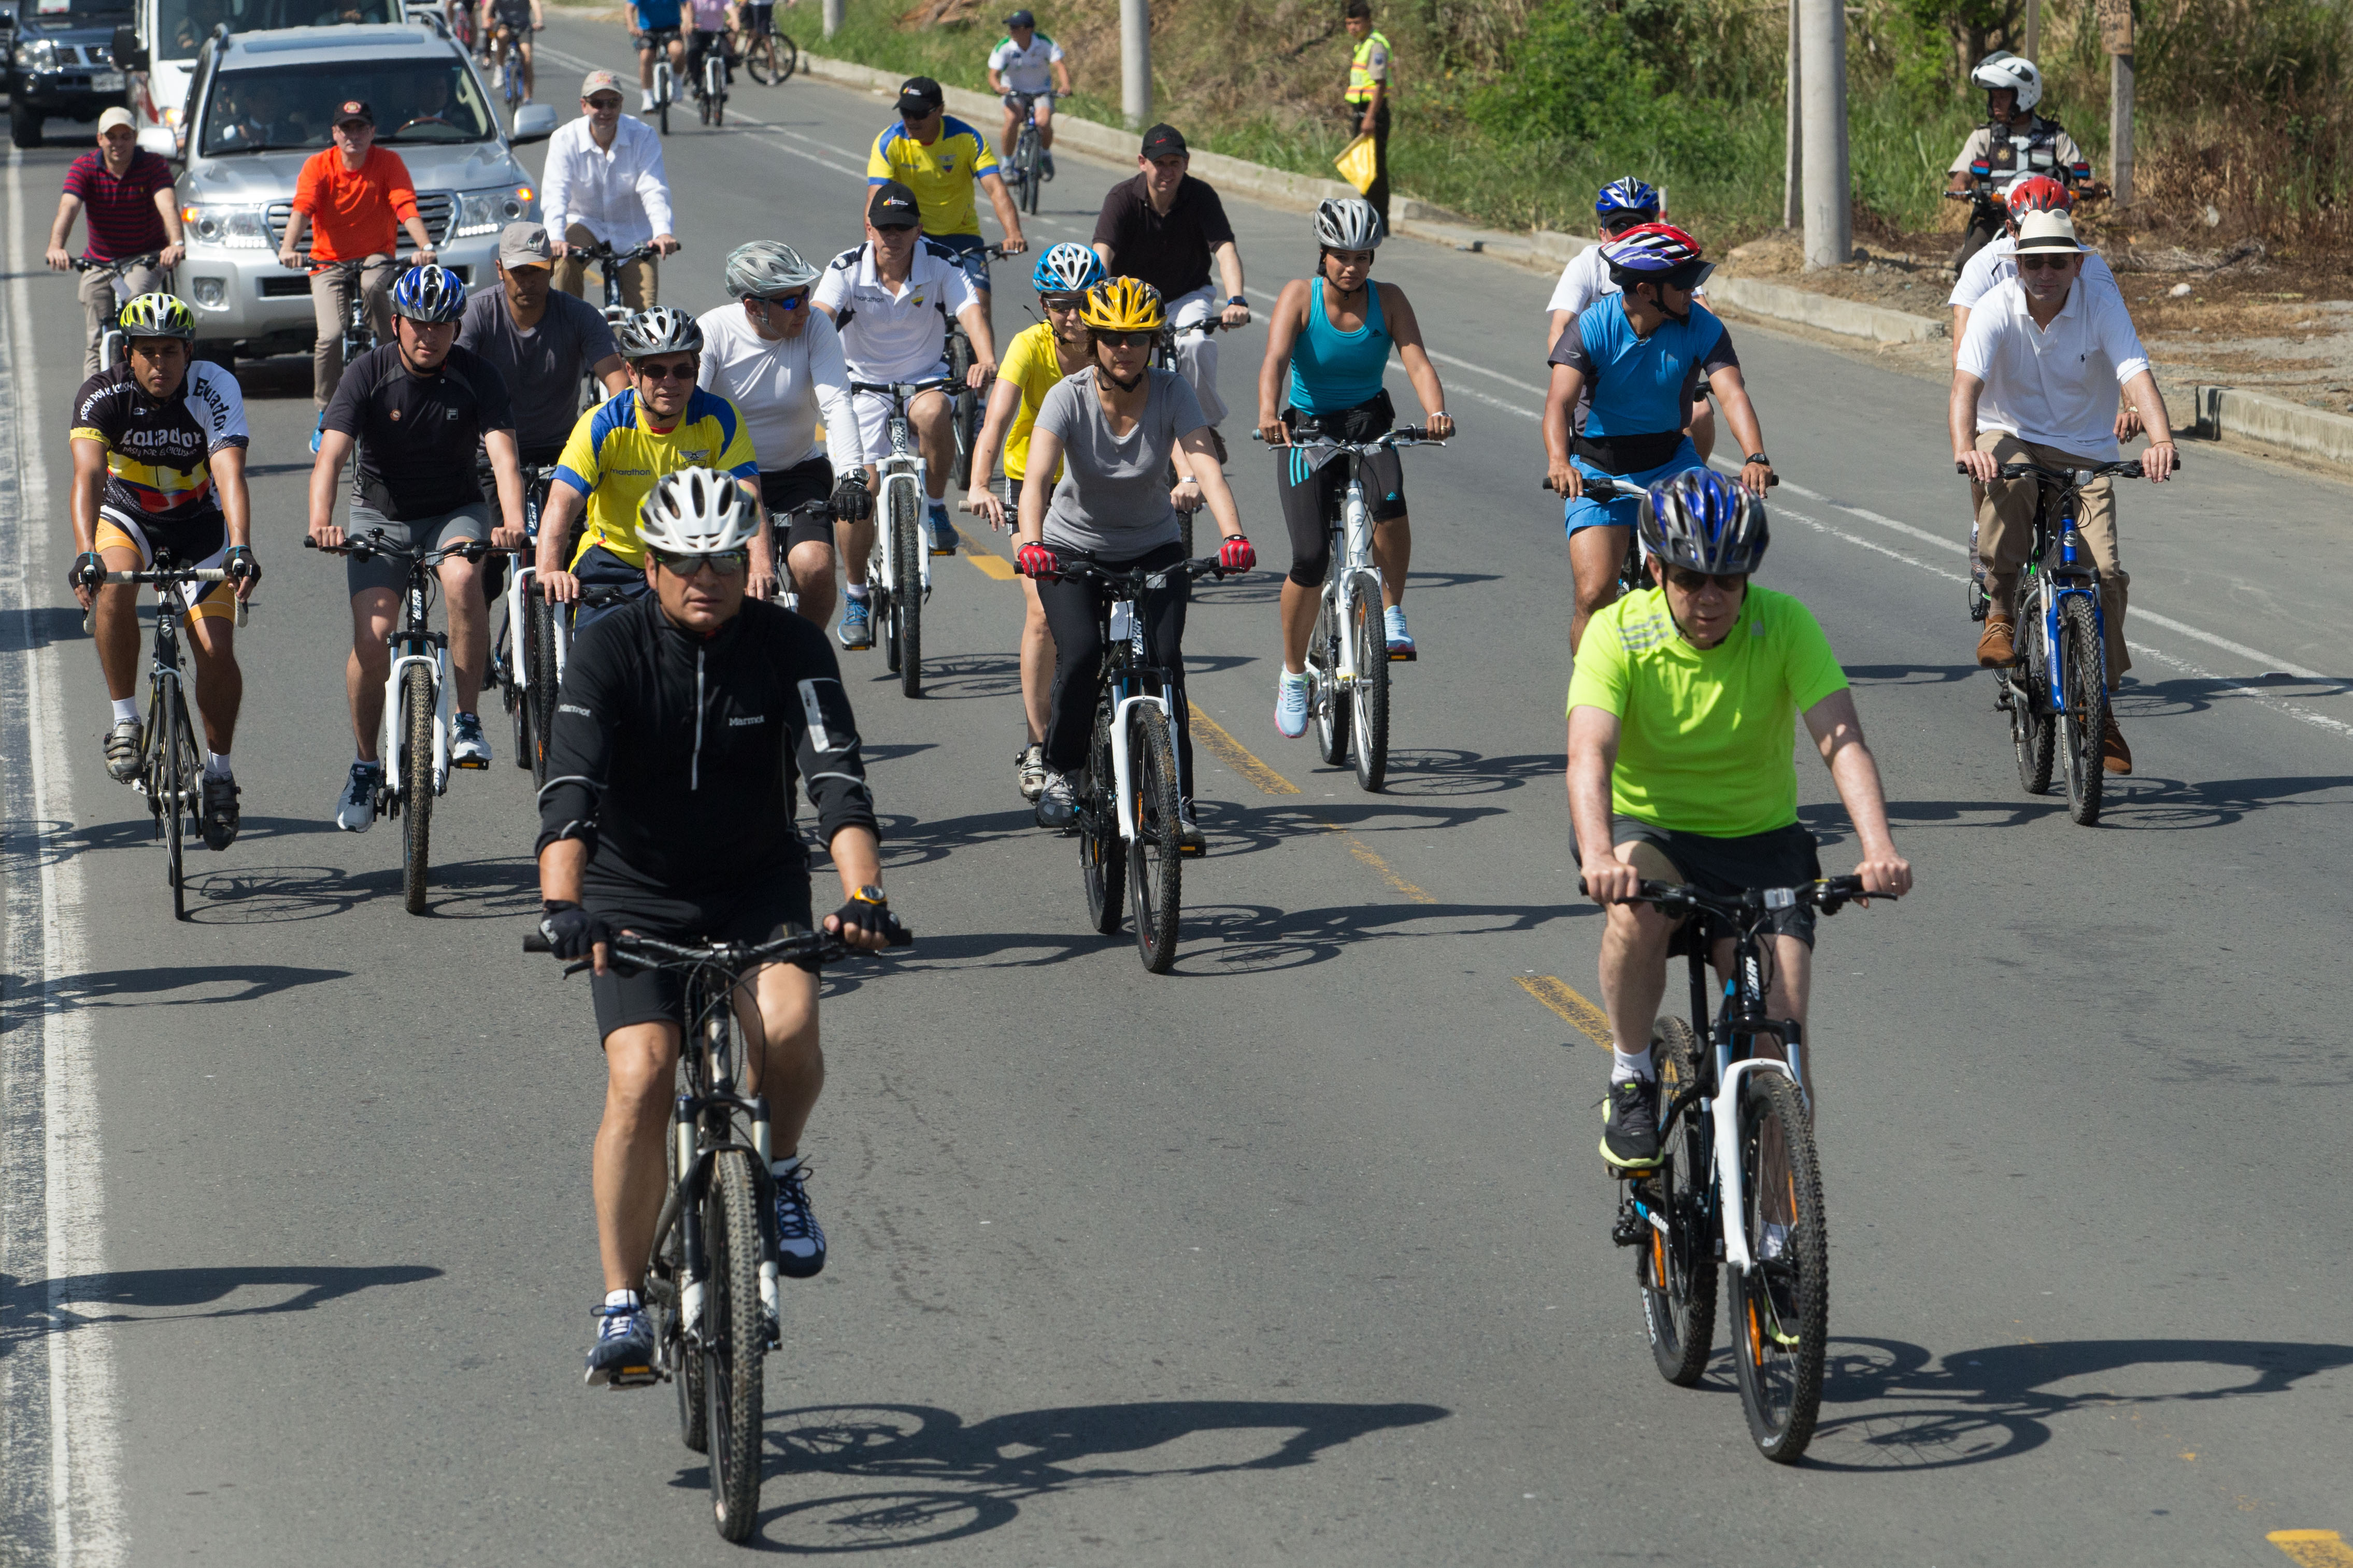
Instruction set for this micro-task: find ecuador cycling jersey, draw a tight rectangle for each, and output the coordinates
[866,117,997,239]
[1548,296,1737,465]
[1567,585,1850,838]
[554,387,757,569]
[69,361,250,528]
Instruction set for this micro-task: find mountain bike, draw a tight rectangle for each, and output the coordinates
[487,22,532,126]
[641,27,681,134]
[690,29,730,126]
[1960,457,2157,827]
[84,556,247,920]
[848,377,945,699]
[1272,425,1447,793]
[1001,91,1052,215]
[1056,556,1230,972]
[1594,873,1898,1463]
[72,252,163,368]
[487,463,555,775]
[310,257,379,373]
[307,528,491,914]
[522,921,910,1541]
[944,243,1009,492]
[574,238,662,333]
[738,4,796,83]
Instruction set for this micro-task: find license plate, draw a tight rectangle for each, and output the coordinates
[90,70,124,89]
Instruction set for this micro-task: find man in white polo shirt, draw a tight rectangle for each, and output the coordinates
[813,180,995,584]
[1952,208,2176,774]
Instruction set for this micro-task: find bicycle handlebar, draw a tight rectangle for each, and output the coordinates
[72,253,163,274]
[1537,469,1779,495]
[848,377,953,399]
[1256,425,1452,454]
[1960,457,2176,483]
[523,921,912,975]
[81,566,249,631]
[304,529,489,567]
[1047,556,1235,588]
[1576,873,1899,920]
[572,240,663,267]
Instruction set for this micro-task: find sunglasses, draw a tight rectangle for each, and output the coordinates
[757,293,808,311]
[1663,567,1747,595]
[651,548,749,577]
[1602,214,1653,235]
[873,221,917,235]
[586,95,624,110]
[632,359,696,380]
[1094,330,1152,348]
[2017,253,2077,271]
[1040,294,1084,313]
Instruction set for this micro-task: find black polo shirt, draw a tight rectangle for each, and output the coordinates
[1091,172,1236,301]
[323,342,516,519]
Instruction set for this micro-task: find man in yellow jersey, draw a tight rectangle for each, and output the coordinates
[867,76,1029,343]
[536,305,764,625]
[1341,1,1392,228]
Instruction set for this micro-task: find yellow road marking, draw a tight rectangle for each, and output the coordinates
[968,552,1018,580]
[2271,1532,2353,1567]
[1188,702,1300,795]
[1518,975,1613,1048]
[1334,828,1437,904]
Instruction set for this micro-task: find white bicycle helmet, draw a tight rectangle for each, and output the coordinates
[638,467,759,557]
[1970,51,2043,112]
[1314,195,1385,251]
[723,240,821,299]
[617,305,704,359]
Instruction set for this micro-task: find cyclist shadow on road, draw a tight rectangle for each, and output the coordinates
[0,1264,443,1346]
[11,962,349,1024]
[17,812,346,872]
[694,1398,1448,1551]
[1796,1333,2353,1472]
[178,855,541,923]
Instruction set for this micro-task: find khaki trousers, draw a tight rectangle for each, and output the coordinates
[1975,429,2130,682]
[79,260,172,378]
[311,255,397,408]
[555,223,658,309]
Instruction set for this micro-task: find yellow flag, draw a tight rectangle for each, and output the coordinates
[1333,134,1378,194]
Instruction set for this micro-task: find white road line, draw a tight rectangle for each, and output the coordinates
[4,147,122,1568]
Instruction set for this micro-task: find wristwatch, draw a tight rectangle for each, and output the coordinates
[849,884,887,907]
[1743,451,1771,468]
[1227,295,1248,308]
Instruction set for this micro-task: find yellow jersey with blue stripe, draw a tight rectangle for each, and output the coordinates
[866,117,997,238]
[554,387,758,569]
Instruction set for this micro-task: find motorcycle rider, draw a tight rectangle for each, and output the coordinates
[1943,52,2105,272]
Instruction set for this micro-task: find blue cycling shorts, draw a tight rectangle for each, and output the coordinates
[1563,437,1703,537]
[928,232,993,295]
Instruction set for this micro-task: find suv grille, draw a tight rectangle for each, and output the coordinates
[266,191,457,255]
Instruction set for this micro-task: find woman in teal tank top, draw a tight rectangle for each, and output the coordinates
[1253,197,1453,739]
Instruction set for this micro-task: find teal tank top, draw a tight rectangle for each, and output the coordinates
[1286,276,1391,413]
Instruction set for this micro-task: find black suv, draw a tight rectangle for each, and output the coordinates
[8,0,136,148]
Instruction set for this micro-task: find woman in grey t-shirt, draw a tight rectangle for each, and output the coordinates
[1016,278,1252,844]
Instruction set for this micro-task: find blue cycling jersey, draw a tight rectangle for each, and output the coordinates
[633,0,682,28]
[1548,296,1737,440]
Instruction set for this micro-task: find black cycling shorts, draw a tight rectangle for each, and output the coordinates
[1275,444,1406,588]
[586,872,817,1040]
[761,456,836,554]
[1611,816,1822,952]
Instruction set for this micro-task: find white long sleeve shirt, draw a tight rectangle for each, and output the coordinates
[695,304,868,471]
[540,114,675,251]
[1956,273,2151,461]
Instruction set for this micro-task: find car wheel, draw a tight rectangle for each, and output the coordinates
[10,103,42,149]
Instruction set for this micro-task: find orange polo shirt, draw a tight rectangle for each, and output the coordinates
[292,145,421,261]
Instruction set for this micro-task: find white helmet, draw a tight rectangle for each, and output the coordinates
[638,467,759,558]
[724,240,821,299]
[617,305,704,359]
[1314,196,1385,252]
[1970,51,2043,112]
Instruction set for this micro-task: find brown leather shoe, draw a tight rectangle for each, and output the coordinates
[2102,715,2132,774]
[1976,616,2016,668]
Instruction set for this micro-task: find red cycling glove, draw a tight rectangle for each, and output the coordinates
[1016,542,1060,578]
[1218,534,1256,572]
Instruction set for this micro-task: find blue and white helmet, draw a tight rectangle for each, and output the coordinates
[390,263,467,323]
[1031,241,1105,295]
[1594,177,1661,221]
[1639,470,1769,576]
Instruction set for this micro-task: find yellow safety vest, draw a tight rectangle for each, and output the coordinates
[1346,31,1390,104]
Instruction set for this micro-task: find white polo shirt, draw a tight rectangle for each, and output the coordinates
[1956,271,2151,461]
[694,303,868,472]
[1948,232,2121,309]
[812,239,980,384]
[1545,241,1707,333]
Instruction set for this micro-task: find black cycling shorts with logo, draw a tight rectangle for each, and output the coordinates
[585,871,818,1040]
[760,456,836,554]
[1610,816,1822,952]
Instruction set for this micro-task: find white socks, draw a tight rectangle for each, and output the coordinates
[604,1287,640,1311]
[772,1154,802,1179]
[844,583,869,601]
[110,697,138,725]
[1610,1047,1655,1085]
[204,751,233,780]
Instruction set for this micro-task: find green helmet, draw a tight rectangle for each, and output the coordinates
[118,292,197,342]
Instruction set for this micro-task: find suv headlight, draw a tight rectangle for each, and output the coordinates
[182,202,272,249]
[14,39,57,71]
[452,184,534,238]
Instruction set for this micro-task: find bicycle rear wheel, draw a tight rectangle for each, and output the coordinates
[1637,1016,1717,1386]
[744,30,782,82]
[892,487,923,698]
[1310,598,1349,767]
[1729,1068,1828,1463]
[702,1149,765,1541]
[771,32,796,80]
[528,597,561,787]
[1126,708,1182,972]
[1348,585,1389,792]
[1080,707,1125,932]
[400,665,435,916]
[2056,594,2108,826]
[1020,131,1041,214]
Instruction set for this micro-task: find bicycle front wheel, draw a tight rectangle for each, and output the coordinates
[892,488,923,698]
[771,32,796,80]
[1021,133,1041,214]
[159,683,188,919]
[1637,1016,1716,1386]
[528,597,561,787]
[1348,586,1389,792]
[400,665,435,916]
[1126,708,1182,972]
[1310,598,1349,767]
[744,31,782,82]
[2057,594,2108,826]
[702,1149,765,1541]
[1729,1068,1827,1463]
[1080,708,1125,934]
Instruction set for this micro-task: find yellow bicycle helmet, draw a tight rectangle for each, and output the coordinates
[117,292,196,341]
[1078,276,1166,333]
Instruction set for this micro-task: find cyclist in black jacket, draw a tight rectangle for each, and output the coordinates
[533,466,897,1386]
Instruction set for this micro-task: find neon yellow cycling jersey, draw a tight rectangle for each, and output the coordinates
[553,387,758,569]
[866,117,997,239]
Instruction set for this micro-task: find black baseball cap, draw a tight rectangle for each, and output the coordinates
[1004,8,1035,24]
[334,98,375,126]
[896,76,945,117]
[1140,123,1188,159]
[868,180,921,228]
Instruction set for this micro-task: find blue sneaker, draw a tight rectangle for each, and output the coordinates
[584,1296,658,1387]
[1041,151,1056,180]
[837,594,873,650]
[926,505,960,556]
[1275,671,1309,738]
[1384,604,1417,660]
[309,411,326,455]
[773,1158,826,1278]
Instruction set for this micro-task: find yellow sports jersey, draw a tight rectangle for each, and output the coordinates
[867,117,997,238]
[997,321,1071,484]
[553,387,758,569]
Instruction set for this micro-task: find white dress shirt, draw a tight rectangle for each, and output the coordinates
[695,304,868,471]
[811,239,979,383]
[540,113,675,251]
[1948,232,2120,309]
[1956,272,2151,461]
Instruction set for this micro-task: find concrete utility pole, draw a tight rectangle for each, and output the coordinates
[1782,0,1800,228]
[2098,0,2133,205]
[2022,0,2040,60]
[1120,0,1150,128]
[822,0,841,37]
[1797,0,1849,268]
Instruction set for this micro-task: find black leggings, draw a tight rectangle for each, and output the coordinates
[1275,446,1406,587]
[1035,539,1192,795]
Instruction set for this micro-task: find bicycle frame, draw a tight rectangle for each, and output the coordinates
[2014,483,2106,717]
[380,562,454,800]
[76,253,162,367]
[856,380,943,600]
[1063,561,1219,841]
[663,968,779,1348]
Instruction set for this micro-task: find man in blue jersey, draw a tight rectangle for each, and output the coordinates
[1542,223,1774,652]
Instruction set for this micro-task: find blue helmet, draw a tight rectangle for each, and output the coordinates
[1031,241,1105,295]
[1595,177,1661,222]
[1639,470,1769,576]
[390,264,467,324]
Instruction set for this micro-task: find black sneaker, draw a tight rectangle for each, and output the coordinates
[773,1159,826,1278]
[200,773,240,851]
[584,1299,659,1387]
[1600,1077,1662,1169]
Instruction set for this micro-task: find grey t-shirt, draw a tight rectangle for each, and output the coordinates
[457,287,620,461]
[1034,366,1205,556]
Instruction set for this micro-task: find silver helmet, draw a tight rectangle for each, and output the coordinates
[723,240,822,299]
[617,305,704,359]
[1313,195,1386,251]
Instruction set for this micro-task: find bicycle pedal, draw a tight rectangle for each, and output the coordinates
[1387,646,1418,663]
[603,1363,664,1389]
[452,757,490,770]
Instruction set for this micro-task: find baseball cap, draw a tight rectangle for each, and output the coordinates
[1004,8,1035,24]
[896,76,944,117]
[97,106,137,135]
[580,69,625,100]
[1139,123,1188,160]
[500,221,555,268]
[868,180,921,228]
[2013,209,2087,253]
[334,98,374,126]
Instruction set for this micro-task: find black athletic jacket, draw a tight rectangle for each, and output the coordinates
[535,594,877,901]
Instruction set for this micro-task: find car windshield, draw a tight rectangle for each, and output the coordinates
[198,62,495,154]
[156,0,400,61]
[27,0,135,23]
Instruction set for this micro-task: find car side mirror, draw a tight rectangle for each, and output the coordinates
[137,125,175,157]
[509,102,556,144]
[112,24,148,69]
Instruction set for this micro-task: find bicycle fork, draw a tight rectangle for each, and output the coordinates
[670,1091,780,1351]
[379,628,453,798]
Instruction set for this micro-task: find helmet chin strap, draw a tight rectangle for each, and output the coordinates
[1103,364,1146,392]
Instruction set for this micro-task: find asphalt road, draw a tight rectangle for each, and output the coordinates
[4,26,2351,1563]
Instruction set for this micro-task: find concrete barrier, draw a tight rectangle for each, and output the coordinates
[1706,277,1945,344]
[2194,385,2353,470]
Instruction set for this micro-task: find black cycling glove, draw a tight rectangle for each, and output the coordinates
[829,473,874,523]
[69,552,106,593]
[539,899,614,960]
[223,545,261,587]
[826,887,904,945]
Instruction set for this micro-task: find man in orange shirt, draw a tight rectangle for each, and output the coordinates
[278,99,440,420]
